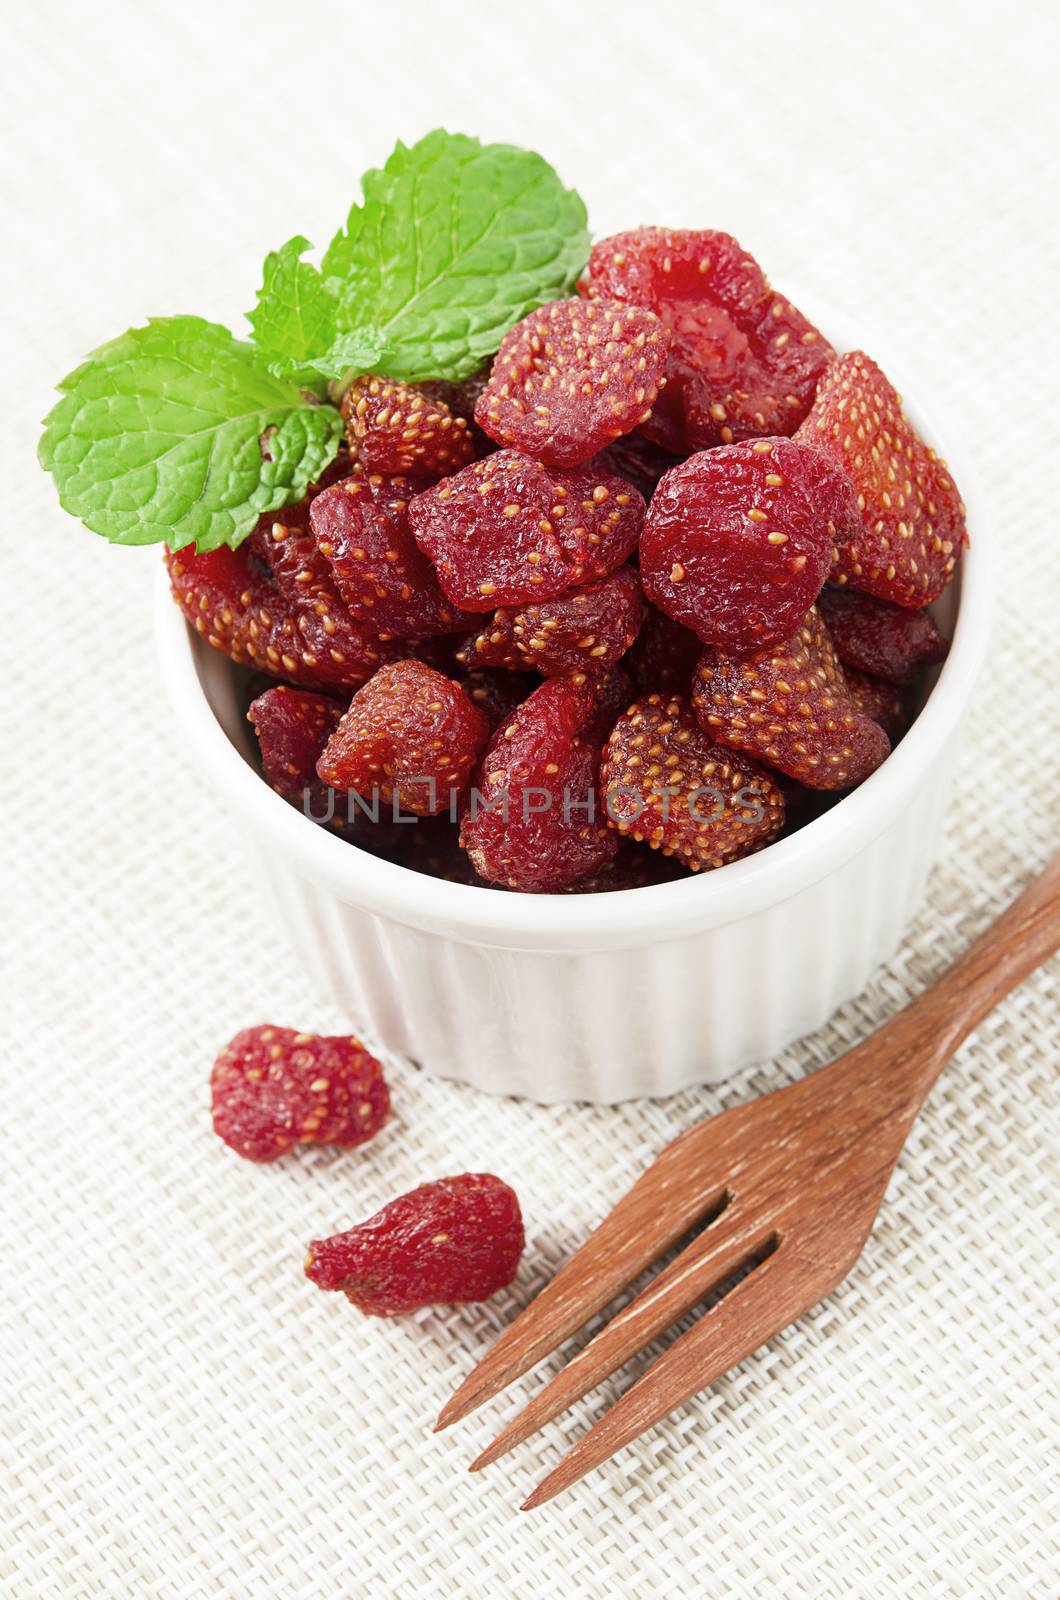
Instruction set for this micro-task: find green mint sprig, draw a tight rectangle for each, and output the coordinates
[320,129,589,385]
[244,236,385,384]
[40,131,589,552]
[37,317,344,553]
[244,235,347,384]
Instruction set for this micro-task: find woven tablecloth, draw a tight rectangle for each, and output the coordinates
[3,2,1059,1595]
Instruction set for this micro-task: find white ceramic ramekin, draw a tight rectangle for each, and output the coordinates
[156,316,991,1103]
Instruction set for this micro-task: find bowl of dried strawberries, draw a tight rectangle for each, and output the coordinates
[41,131,991,1100]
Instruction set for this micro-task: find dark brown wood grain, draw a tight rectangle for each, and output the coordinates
[436,855,1060,1509]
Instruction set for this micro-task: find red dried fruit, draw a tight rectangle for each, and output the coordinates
[166,475,404,693]
[248,684,344,816]
[599,693,785,871]
[340,374,475,479]
[816,583,949,684]
[580,228,834,453]
[796,351,967,606]
[455,566,644,679]
[475,298,670,467]
[640,438,859,656]
[211,1026,389,1163]
[408,450,645,612]
[166,538,401,693]
[309,472,477,641]
[246,685,407,849]
[624,603,703,698]
[590,432,682,502]
[583,661,634,735]
[317,660,490,818]
[246,469,364,611]
[304,1173,524,1316]
[458,667,538,727]
[581,662,635,748]
[842,665,916,741]
[408,634,468,676]
[461,674,620,891]
[417,369,495,457]
[691,607,891,789]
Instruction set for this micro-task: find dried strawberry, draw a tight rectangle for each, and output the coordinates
[248,684,344,815]
[591,432,682,502]
[165,535,401,694]
[455,566,644,679]
[408,450,645,612]
[842,666,916,741]
[796,351,967,606]
[816,583,949,684]
[245,685,405,848]
[309,472,476,641]
[417,369,495,456]
[599,693,785,871]
[623,605,701,701]
[167,475,403,692]
[246,473,365,612]
[580,228,834,453]
[640,438,859,656]
[317,660,490,818]
[340,374,475,479]
[461,674,620,891]
[691,607,891,789]
[475,298,670,467]
[458,667,537,727]
[305,1173,524,1317]
[582,661,635,739]
[211,1026,389,1163]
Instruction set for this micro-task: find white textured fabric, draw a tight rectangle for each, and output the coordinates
[3,2,1059,1595]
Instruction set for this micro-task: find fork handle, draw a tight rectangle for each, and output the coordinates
[885,852,1060,1104]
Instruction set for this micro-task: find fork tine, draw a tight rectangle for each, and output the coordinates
[469,1217,775,1470]
[519,1248,798,1509]
[435,1126,732,1431]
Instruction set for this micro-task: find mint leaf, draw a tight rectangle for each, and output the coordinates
[322,130,589,383]
[39,316,342,551]
[246,238,381,385]
[306,325,386,382]
[247,236,338,384]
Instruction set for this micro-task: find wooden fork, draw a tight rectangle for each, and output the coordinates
[436,855,1060,1508]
